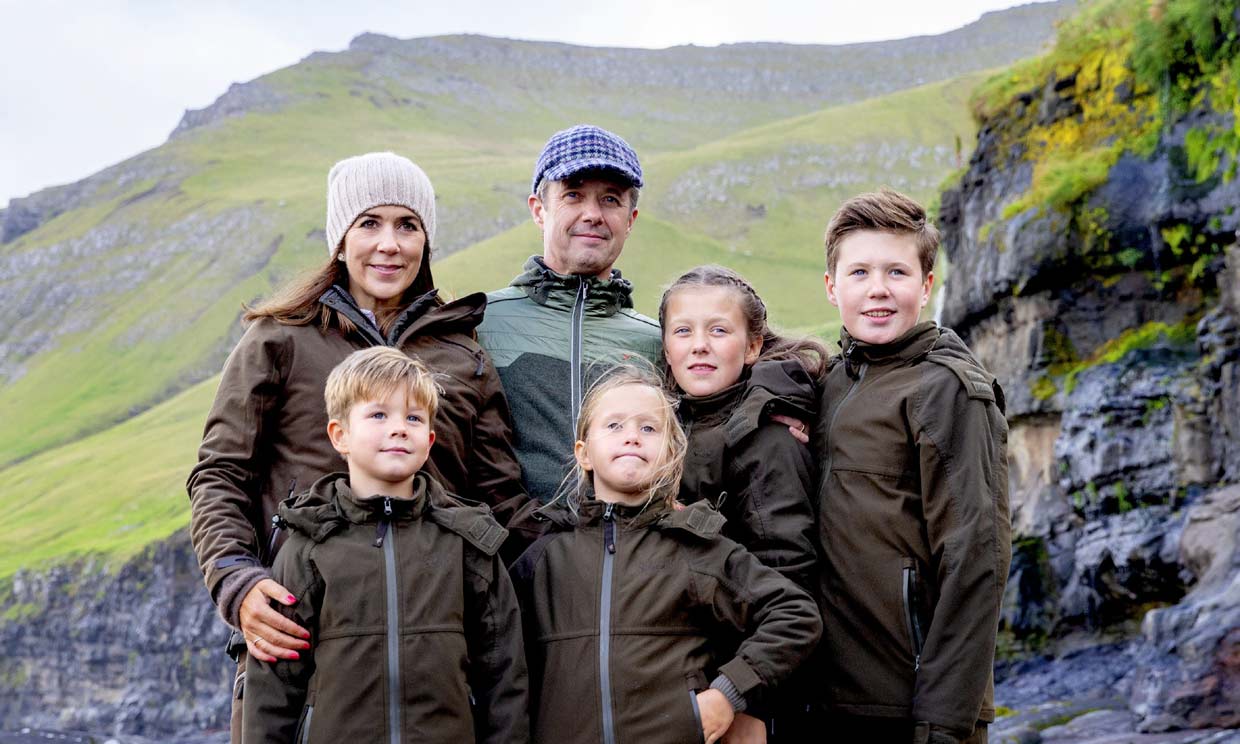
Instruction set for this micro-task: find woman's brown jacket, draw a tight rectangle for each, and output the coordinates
[187,287,526,628]
[510,499,821,744]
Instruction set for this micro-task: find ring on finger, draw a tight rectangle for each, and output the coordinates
[250,635,264,646]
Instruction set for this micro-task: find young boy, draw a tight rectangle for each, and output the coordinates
[242,347,529,744]
[814,188,1011,744]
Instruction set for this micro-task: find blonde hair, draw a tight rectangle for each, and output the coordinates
[324,347,440,425]
[555,364,687,513]
[824,187,939,278]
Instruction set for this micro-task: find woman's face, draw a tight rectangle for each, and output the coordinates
[340,205,426,312]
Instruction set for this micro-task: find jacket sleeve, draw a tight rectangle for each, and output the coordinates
[186,320,289,625]
[694,540,822,707]
[241,540,320,744]
[466,549,531,744]
[910,374,1011,736]
[729,424,819,592]
[468,352,531,525]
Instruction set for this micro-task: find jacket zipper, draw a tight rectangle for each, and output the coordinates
[297,705,314,744]
[599,502,618,744]
[902,561,924,673]
[570,279,590,431]
[824,342,867,477]
[380,497,402,744]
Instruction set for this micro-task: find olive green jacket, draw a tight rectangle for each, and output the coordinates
[814,321,1010,739]
[478,257,661,504]
[242,472,529,744]
[511,499,821,744]
[678,359,819,591]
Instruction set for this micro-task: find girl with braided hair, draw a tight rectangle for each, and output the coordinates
[659,264,829,743]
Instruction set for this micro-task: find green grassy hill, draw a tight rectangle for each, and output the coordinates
[0,4,1071,577]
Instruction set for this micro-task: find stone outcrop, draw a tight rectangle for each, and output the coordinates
[0,532,230,739]
[939,1,1240,732]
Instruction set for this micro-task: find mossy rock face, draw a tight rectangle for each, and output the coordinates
[939,0,1240,335]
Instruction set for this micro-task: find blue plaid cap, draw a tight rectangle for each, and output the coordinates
[531,124,643,195]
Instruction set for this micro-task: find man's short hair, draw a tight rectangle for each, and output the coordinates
[324,347,440,425]
[824,187,939,277]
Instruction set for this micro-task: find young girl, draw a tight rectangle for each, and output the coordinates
[509,366,821,744]
[659,265,827,592]
[660,265,829,743]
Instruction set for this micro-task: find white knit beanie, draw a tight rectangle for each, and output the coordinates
[325,152,437,258]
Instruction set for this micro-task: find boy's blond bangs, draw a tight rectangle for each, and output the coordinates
[324,347,440,425]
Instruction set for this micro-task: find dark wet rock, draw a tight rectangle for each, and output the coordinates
[0,532,231,739]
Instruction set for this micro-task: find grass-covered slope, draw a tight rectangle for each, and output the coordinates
[0,73,987,578]
[0,7,1073,575]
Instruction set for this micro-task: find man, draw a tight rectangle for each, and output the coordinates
[477,124,662,504]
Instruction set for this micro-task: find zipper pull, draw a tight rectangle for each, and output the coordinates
[373,520,389,548]
[383,497,393,517]
[603,503,616,554]
[473,350,485,377]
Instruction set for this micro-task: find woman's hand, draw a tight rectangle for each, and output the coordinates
[722,712,767,743]
[239,579,311,662]
[770,414,810,444]
[697,688,736,744]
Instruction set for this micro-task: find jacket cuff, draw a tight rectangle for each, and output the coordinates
[215,566,271,628]
[716,656,763,697]
[709,674,748,713]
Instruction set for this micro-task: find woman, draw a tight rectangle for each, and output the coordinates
[186,152,526,742]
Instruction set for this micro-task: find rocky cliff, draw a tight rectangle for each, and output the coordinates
[938,0,1240,736]
[0,533,230,740]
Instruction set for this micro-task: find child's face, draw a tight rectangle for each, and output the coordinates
[825,230,934,345]
[327,386,435,499]
[575,384,671,506]
[662,286,762,397]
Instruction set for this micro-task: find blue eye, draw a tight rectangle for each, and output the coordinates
[371,411,386,420]
[640,425,657,434]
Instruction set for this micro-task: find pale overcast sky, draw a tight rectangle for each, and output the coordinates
[0,0,1038,207]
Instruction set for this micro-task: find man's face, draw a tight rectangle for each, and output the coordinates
[529,176,638,278]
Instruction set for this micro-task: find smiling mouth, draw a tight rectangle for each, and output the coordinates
[614,453,646,462]
[687,364,717,373]
[862,310,896,318]
[370,264,404,275]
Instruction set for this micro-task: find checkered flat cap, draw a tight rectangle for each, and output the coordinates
[531,124,643,195]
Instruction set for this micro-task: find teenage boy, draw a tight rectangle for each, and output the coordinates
[242,347,528,743]
[814,188,1011,744]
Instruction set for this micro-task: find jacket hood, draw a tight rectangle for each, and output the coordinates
[278,471,442,542]
[680,359,817,446]
[509,256,636,315]
[839,320,939,377]
[319,285,487,346]
[535,496,726,539]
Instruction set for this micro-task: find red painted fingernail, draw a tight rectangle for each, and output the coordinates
[287,594,297,603]
[290,652,300,660]
[302,642,312,649]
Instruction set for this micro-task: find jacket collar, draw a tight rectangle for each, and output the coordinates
[318,284,486,346]
[279,472,441,542]
[509,256,636,316]
[538,492,671,531]
[839,321,939,377]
